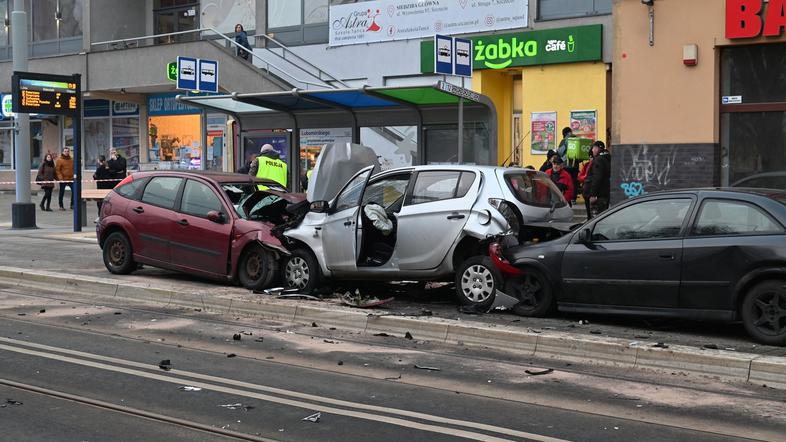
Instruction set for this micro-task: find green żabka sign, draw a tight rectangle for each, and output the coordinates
[421,24,602,73]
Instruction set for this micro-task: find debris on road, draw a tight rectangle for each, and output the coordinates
[489,290,519,311]
[302,412,321,423]
[323,339,338,344]
[177,386,202,392]
[414,364,441,371]
[39,309,45,313]
[525,368,554,376]
[158,359,173,371]
[340,290,394,308]
[590,330,603,335]
[1,399,23,407]
[254,337,264,343]
[404,332,414,340]
[311,322,318,327]
[219,403,255,411]
[114,312,122,315]
[652,342,670,349]
[227,353,237,358]
[578,320,590,325]
[277,294,322,301]
[384,374,402,380]
[233,333,242,341]
[337,361,344,366]
[703,344,719,350]
[373,333,390,337]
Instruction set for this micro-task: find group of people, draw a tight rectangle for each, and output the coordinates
[540,127,611,219]
[35,148,127,212]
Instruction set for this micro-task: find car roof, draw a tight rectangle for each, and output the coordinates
[630,187,786,201]
[376,165,541,175]
[132,170,273,185]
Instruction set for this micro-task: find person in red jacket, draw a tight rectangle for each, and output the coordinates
[547,156,574,203]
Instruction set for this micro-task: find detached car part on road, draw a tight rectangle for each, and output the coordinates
[280,163,572,307]
[96,171,304,290]
[492,188,786,345]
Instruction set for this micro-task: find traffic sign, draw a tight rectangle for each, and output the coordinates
[435,34,453,75]
[176,56,198,91]
[454,38,473,77]
[198,59,218,93]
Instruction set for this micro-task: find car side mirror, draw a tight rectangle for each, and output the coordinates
[578,228,591,244]
[310,200,329,213]
[207,210,225,223]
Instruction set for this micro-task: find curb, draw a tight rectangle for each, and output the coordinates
[1,266,785,389]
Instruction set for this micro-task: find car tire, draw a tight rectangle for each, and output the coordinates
[741,280,786,346]
[282,249,321,293]
[508,269,554,317]
[238,244,277,291]
[103,231,136,275]
[455,256,501,309]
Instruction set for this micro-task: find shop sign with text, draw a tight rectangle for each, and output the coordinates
[330,0,528,47]
[420,25,602,72]
[726,0,786,39]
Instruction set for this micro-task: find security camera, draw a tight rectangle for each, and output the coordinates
[642,0,654,5]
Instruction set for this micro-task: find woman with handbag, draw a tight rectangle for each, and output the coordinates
[37,153,56,212]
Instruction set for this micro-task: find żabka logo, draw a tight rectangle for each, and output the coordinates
[475,38,538,69]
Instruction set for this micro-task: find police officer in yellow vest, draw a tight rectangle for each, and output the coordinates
[249,144,287,190]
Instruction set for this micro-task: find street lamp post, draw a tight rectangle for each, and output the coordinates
[10,0,34,229]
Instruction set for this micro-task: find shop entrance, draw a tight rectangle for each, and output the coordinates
[720,43,786,186]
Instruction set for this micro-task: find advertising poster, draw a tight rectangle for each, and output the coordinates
[530,111,557,154]
[570,110,597,141]
[329,0,528,46]
[300,128,353,171]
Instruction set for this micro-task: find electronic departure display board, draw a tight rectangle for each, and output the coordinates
[11,71,81,115]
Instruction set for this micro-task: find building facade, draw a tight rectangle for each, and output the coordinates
[612,0,786,203]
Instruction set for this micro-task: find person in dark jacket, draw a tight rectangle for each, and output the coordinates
[588,140,611,216]
[93,155,114,211]
[546,156,575,203]
[37,153,56,212]
[234,24,251,60]
[539,149,557,172]
[556,127,572,162]
[107,148,127,187]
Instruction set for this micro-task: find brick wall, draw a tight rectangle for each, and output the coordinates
[610,143,719,205]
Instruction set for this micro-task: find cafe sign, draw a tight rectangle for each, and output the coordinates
[420,24,602,72]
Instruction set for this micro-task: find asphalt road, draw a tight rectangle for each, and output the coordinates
[0,285,784,441]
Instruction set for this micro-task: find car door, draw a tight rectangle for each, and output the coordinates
[396,171,478,270]
[321,167,374,272]
[129,176,184,265]
[561,197,694,308]
[681,197,786,311]
[168,178,232,277]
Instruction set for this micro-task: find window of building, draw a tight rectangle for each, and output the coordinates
[267,0,329,46]
[538,0,611,20]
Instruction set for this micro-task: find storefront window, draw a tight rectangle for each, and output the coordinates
[243,130,289,171]
[721,112,786,186]
[722,43,786,104]
[0,126,11,169]
[113,117,140,170]
[538,0,611,20]
[149,115,201,170]
[84,118,110,170]
[205,113,226,172]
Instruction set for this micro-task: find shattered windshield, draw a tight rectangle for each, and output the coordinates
[222,183,287,223]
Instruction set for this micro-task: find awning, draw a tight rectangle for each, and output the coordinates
[177,82,497,190]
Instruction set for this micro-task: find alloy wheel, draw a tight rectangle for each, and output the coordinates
[749,290,786,337]
[460,264,494,303]
[285,257,310,290]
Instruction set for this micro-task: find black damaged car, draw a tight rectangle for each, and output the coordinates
[490,189,786,345]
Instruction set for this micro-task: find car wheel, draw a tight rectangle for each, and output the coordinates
[283,249,321,293]
[238,244,277,291]
[508,270,554,317]
[741,280,786,346]
[103,232,135,275]
[455,256,501,309]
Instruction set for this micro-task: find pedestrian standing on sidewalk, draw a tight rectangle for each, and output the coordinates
[234,24,250,60]
[93,155,114,211]
[539,149,557,172]
[588,140,611,216]
[36,153,56,212]
[578,152,594,219]
[556,127,573,163]
[546,156,574,203]
[107,148,127,187]
[55,147,74,210]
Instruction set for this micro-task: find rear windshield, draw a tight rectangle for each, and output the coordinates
[505,172,567,208]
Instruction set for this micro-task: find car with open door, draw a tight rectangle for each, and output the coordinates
[491,188,786,345]
[280,163,572,308]
[96,171,304,290]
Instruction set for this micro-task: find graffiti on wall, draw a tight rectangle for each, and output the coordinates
[618,145,678,199]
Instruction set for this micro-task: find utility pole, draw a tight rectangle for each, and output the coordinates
[11,0,34,229]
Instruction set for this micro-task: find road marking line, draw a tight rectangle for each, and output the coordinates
[0,340,568,442]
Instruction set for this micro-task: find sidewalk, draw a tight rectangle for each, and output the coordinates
[1,192,785,388]
[0,190,100,230]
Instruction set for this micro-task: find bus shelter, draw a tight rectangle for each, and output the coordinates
[177,82,497,192]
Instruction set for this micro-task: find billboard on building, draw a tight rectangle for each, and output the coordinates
[329,0,528,46]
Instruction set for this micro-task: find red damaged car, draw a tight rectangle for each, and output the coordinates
[96,171,304,290]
